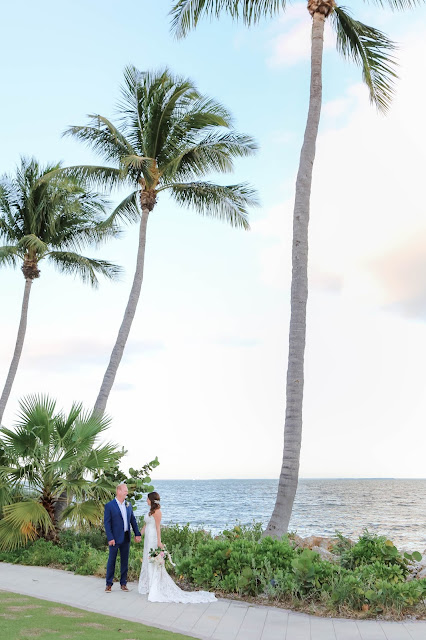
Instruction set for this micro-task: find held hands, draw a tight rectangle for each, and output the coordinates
[135,536,142,543]
[108,539,115,546]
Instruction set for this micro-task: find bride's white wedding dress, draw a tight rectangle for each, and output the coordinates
[138,512,217,603]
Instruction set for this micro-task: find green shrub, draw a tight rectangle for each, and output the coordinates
[221,522,264,543]
[1,524,425,616]
[161,523,212,565]
[58,527,107,551]
[331,571,426,612]
[265,567,295,598]
[340,530,408,574]
[176,534,296,596]
[291,549,340,596]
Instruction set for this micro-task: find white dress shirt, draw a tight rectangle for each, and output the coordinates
[115,497,128,532]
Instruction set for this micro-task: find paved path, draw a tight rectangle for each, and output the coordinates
[0,563,425,640]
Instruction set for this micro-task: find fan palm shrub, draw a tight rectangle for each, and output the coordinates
[0,395,123,550]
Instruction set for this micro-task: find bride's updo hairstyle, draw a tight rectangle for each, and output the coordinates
[148,491,161,516]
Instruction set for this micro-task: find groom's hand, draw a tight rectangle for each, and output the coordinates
[135,536,141,543]
[108,539,115,546]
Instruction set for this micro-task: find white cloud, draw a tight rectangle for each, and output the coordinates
[266,4,335,67]
[257,30,426,309]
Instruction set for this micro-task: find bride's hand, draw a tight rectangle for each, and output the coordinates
[158,542,164,549]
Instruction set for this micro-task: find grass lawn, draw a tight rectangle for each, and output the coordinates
[0,591,197,640]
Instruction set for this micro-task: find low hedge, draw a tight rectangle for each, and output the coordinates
[1,525,425,616]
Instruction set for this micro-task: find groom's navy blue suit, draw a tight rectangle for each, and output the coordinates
[104,498,141,587]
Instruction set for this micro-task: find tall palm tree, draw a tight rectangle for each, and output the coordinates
[0,394,123,550]
[170,0,410,536]
[64,66,259,416]
[0,158,121,425]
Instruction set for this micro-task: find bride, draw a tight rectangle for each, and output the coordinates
[138,491,216,603]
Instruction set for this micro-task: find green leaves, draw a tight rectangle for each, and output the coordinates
[47,252,122,288]
[165,181,259,229]
[67,66,258,227]
[0,395,126,550]
[171,1,402,117]
[0,500,55,551]
[331,6,398,113]
[170,1,288,38]
[99,456,160,507]
[365,0,424,10]
[161,131,258,182]
[0,157,121,286]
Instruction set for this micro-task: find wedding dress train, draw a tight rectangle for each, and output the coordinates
[138,512,217,603]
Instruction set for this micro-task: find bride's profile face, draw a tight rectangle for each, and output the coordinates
[147,497,151,506]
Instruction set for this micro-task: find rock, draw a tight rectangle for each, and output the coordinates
[311,546,339,563]
[289,534,304,548]
[417,566,426,580]
[406,555,426,581]
[297,535,338,551]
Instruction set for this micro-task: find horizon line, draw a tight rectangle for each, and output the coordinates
[151,476,426,481]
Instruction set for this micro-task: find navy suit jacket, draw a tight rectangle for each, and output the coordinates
[104,499,141,545]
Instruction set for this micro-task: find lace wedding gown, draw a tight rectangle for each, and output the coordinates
[138,512,216,603]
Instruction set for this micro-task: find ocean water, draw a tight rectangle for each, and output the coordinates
[135,478,426,552]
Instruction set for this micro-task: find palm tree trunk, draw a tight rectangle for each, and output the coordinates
[0,278,33,425]
[265,12,325,538]
[93,207,150,416]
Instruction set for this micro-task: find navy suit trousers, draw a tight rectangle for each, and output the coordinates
[106,531,130,586]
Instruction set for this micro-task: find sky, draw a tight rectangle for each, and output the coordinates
[1,1,426,480]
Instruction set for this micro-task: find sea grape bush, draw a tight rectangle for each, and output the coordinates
[176,535,295,596]
[339,530,410,573]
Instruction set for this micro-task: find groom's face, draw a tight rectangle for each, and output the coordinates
[116,484,128,503]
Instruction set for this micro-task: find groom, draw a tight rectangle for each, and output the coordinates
[104,483,141,592]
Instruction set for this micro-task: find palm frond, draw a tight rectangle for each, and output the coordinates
[102,190,141,227]
[15,394,57,437]
[60,500,103,528]
[47,251,122,287]
[119,66,201,168]
[18,234,48,255]
[64,115,135,164]
[0,245,21,269]
[50,165,126,191]
[364,0,423,10]
[71,409,111,445]
[161,131,258,181]
[332,6,398,113]
[54,402,83,441]
[0,500,54,551]
[83,443,123,472]
[163,181,259,229]
[170,0,287,37]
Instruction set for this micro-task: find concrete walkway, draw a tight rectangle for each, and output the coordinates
[0,563,425,640]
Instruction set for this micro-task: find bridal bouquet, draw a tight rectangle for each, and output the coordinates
[148,545,175,567]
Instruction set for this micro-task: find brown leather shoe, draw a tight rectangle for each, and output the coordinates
[105,585,112,592]
[120,584,129,592]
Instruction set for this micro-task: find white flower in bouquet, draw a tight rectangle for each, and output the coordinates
[149,545,176,567]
